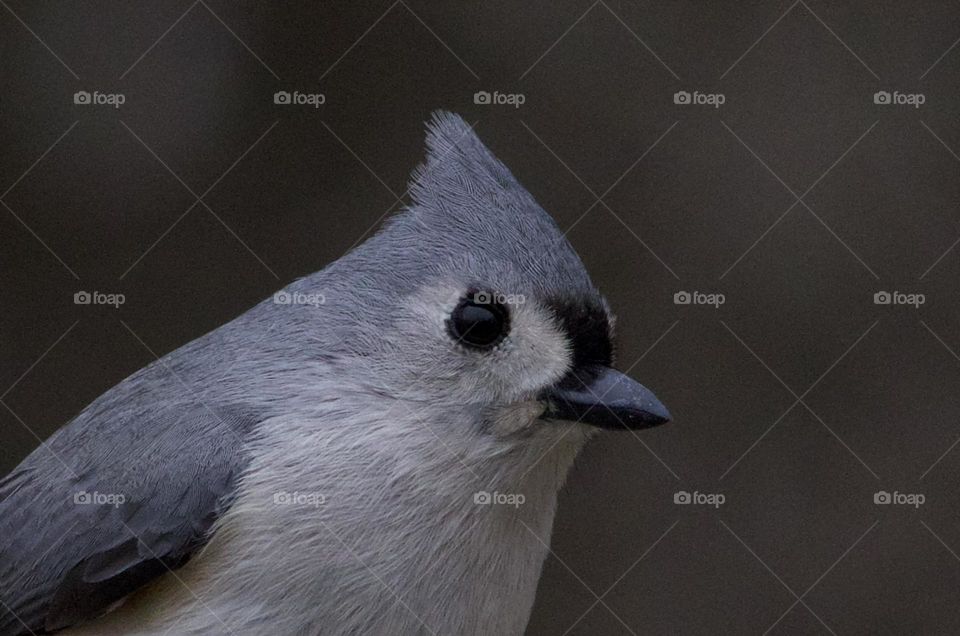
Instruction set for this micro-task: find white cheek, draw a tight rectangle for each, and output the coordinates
[498,302,570,395]
[398,282,571,402]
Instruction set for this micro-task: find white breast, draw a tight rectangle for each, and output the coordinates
[65,395,591,636]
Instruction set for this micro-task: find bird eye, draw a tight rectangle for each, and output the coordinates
[447,291,510,350]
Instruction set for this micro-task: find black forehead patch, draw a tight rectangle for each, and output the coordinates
[543,298,613,370]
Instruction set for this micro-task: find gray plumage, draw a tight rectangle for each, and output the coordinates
[1,111,666,635]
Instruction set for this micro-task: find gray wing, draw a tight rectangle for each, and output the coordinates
[0,399,257,635]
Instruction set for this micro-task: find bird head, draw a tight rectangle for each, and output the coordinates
[279,112,669,437]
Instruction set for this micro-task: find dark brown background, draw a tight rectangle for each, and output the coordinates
[3,2,960,634]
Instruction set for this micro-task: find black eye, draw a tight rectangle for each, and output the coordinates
[447,291,510,350]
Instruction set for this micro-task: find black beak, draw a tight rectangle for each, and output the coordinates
[539,365,671,430]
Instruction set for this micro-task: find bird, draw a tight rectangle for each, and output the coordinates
[0,111,670,636]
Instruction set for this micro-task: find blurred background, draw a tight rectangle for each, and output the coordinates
[3,1,960,633]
